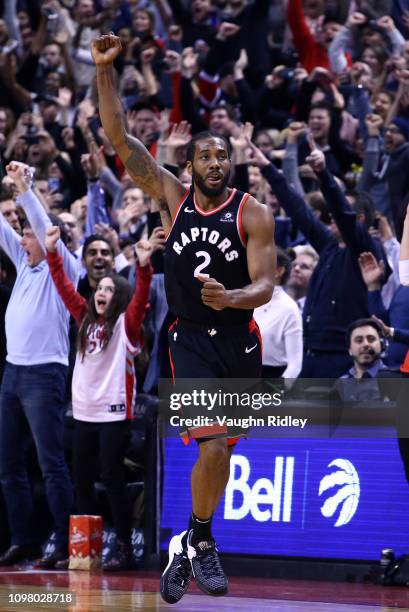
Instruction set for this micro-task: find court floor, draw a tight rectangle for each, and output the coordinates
[0,568,409,612]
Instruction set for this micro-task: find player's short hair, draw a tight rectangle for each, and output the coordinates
[186,131,232,163]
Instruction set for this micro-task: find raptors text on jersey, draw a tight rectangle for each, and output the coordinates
[165,187,253,325]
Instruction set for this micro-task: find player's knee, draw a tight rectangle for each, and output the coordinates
[199,438,229,470]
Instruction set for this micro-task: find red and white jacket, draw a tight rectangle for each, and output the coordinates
[47,250,152,422]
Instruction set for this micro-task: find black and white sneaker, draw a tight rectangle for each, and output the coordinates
[160,530,192,604]
[187,531,228,596]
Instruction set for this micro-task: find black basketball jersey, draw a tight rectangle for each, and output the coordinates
[165,186,252,325]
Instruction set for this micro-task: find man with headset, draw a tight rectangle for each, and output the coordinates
[336,318,389,401]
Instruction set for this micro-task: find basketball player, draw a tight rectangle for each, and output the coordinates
[91,34,276,603]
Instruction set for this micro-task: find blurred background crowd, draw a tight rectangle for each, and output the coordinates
[3,0,409,383]
[2,0,409,567]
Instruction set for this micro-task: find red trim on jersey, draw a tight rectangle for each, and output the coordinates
[194,188,237,216]
[172,188,190,222]
[249,318,263,355]
[165,190,190,242]
[237,192,250,247]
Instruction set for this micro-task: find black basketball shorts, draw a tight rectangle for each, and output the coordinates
[168,317,262,445]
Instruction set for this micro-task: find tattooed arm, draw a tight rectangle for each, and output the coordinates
[91,34,185,232]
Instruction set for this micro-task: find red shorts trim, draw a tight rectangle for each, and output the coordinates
[181,432,244,446]
[249,318,262,354]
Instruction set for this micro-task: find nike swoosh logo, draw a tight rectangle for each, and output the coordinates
[245,344,257,354]
[185,207,195,213]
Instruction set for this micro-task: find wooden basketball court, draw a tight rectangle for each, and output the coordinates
[0,568,409,611]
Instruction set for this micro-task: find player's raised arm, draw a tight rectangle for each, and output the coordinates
[91,34,185,225]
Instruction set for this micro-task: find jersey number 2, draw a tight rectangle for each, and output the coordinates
[193,250,211,277]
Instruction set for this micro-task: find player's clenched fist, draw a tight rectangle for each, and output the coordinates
[197,274,230,310]
[91,34,122,65]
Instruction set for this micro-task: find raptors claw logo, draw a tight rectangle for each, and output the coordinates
[318,458,360,527]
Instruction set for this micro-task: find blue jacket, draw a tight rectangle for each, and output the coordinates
[368,285,409,368]
[262,164,385,352]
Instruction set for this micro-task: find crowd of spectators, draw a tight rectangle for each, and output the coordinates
[2,0,409,567]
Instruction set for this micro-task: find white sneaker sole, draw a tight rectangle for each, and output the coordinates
[161,530,187,578]
[160,531,190,604]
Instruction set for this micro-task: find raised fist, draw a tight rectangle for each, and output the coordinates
[305,149,326,173]
[287,122,307,144]
[45,226,61,253]
[91,34,122,66]
[347,12,367,28]
[6,161,33,193]
[135,239,153,267]
[365,113,383,136]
